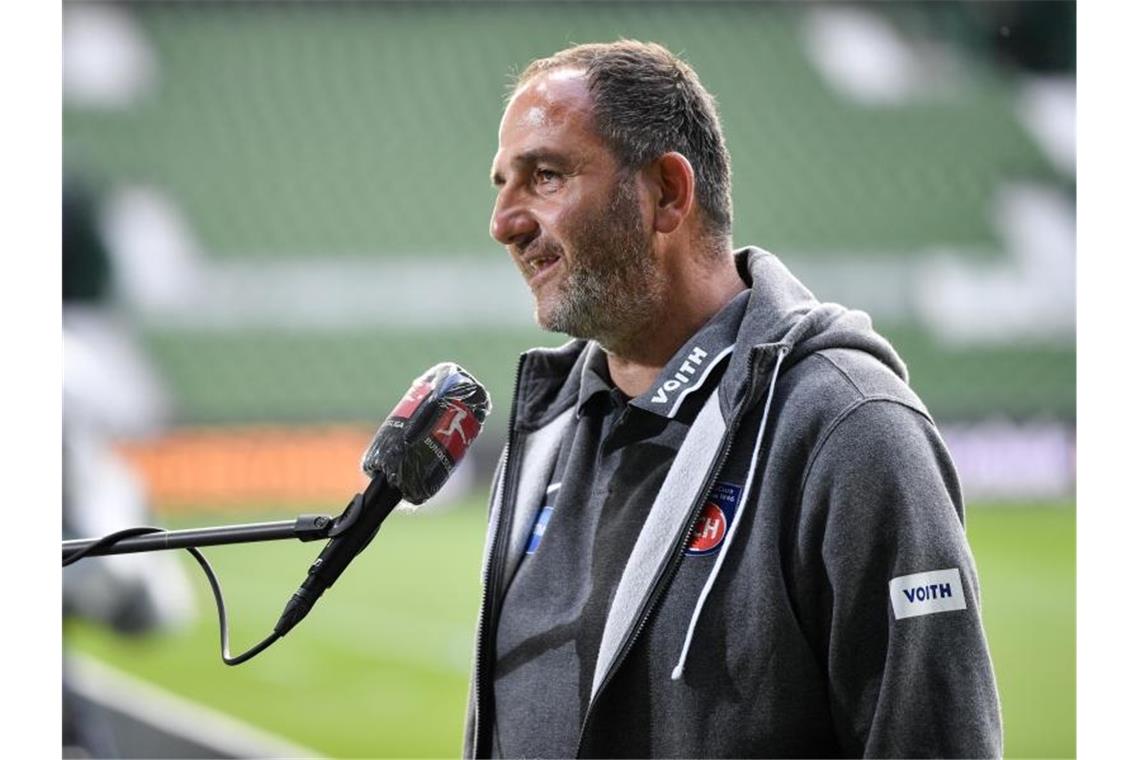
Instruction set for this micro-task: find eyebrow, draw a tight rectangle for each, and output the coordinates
[490,149,570,186]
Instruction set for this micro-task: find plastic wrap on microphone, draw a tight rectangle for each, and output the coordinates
[360,362,491,504]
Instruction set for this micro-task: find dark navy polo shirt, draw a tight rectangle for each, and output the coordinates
[491,290,749,759]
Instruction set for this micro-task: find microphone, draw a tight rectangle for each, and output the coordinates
[274,362,491,638]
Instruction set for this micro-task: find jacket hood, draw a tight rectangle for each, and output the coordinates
[720,246,908,413]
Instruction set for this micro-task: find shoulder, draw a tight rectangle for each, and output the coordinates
[760,347,951,499]
[781,347,929,422]
[760,353,965,563]
[782,353,962,527]
[764,347,932,458]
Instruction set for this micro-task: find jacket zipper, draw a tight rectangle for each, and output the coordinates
[471,353,527,758]
[573,350,764,758]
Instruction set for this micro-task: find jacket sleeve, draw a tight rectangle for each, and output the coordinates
[796,399,1002,758]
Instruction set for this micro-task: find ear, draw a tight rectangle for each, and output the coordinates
[647,151,696,235]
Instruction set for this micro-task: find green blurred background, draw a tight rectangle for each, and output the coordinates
[62,1,1075,757]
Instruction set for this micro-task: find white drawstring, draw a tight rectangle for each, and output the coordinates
[671,346,789,681]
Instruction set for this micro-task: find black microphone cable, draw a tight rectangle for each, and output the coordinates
[64,525,281,665]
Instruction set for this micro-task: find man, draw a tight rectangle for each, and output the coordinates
[467,41,1001,758]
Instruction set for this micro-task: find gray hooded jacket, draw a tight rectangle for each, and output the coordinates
[466,247,1002,758]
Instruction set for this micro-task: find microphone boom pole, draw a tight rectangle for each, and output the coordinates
[61,513,335,561]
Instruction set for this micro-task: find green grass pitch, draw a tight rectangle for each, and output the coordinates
[66,499,1075,758]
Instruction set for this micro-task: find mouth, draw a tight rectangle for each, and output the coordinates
[522,253,562,284]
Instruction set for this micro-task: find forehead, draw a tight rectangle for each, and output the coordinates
[495,69,608,163]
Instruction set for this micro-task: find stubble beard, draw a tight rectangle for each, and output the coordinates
[538,176,666,354]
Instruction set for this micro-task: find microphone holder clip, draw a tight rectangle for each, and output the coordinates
[294,513,336,542]
[327,493,365,538]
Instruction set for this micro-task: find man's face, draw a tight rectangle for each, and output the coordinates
[490,70,665,344]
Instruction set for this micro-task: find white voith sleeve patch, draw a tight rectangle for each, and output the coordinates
[889,567,967,620]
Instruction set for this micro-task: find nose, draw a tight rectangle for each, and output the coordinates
[490,190,539,249]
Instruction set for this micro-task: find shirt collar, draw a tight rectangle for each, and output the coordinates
[576,341,623,417]
[630,289,748,419]
[575,289,749,420]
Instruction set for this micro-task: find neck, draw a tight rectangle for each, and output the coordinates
[603,247,744,398]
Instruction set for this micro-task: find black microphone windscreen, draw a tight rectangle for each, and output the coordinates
[360,363,491,504]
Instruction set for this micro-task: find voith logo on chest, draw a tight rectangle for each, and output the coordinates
[889,568,968,620]
[651,346,709,404]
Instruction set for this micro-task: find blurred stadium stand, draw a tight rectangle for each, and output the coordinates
[63,0,1074,507]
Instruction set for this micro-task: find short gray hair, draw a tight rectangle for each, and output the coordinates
[516,40,733,242]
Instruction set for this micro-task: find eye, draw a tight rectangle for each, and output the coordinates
[534,168,563,190]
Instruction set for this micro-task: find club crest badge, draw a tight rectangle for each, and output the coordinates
[685,481,742,556]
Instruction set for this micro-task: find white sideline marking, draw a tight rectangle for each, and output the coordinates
[66,653,324,758]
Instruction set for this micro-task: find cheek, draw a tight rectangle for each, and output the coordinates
[555,194,602,242]
[542,196,576,229]
[534,208,576,254]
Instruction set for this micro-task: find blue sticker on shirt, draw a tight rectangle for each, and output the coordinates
[525,506,555,555]
[685,481,742,556]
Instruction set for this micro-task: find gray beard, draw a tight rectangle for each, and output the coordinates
[545,256,663,351]
[540,179,666,351]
